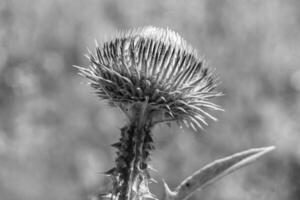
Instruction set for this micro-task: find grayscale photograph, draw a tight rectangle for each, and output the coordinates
[0,1,299,200]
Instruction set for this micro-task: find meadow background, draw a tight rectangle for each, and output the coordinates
[1,0,300,199]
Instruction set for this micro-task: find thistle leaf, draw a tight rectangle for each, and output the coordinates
[162,146,275,200]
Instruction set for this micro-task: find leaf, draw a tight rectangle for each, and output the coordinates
[162,146,275,200]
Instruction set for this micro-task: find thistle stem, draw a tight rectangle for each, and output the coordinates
[111,114,154,200]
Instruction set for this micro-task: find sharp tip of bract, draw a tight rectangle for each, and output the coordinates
[259,146,276,153]
[94,39,99,47]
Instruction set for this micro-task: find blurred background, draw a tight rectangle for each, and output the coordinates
[1,0,300,199]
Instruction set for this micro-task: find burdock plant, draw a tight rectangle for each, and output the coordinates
[75,26,274,200]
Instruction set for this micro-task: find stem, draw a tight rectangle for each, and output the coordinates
[110,107,155,200]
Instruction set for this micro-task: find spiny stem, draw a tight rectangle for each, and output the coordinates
[117,124,153,200]
[108,104,155,200]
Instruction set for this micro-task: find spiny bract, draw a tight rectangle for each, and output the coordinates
[76,26,222,130]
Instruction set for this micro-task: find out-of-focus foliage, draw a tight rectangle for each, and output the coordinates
[0,0,299,200]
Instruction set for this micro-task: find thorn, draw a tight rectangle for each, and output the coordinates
[149,177,158,183]
[97,193,113,199]
[111,142,122,149]
[143,192,158,200]
[148,165,158,172]
[100,168,116,176]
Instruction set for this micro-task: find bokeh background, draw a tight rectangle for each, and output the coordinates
[1,0,300,199]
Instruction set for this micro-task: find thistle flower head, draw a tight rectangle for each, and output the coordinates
[77,26,222,130]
